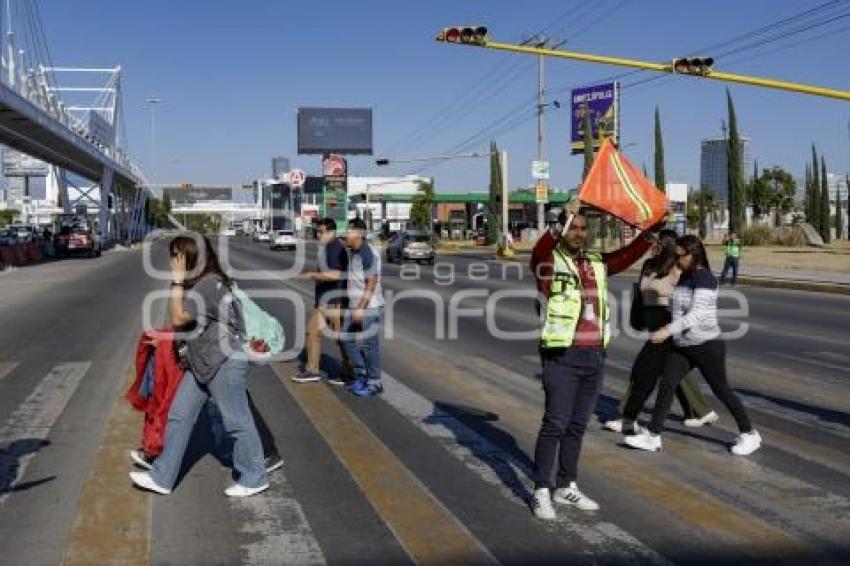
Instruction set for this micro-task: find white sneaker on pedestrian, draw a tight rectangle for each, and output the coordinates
[624,430,662,452]
[531,488,556,521]
[553,482,600,511]
[224,483,270,498]
[129,471,171,495]
[292,370,322,383]
[602,419,623,433]
[129,449,153,470]
[683,410,720,428]
[731,430,762,456]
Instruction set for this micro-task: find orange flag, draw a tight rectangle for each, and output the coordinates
[578,138,668,229]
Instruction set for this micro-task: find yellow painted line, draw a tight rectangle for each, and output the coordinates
[272,363,495,565]
[0,361,18,382]
[398,348,816,561]
[62,365,150,566]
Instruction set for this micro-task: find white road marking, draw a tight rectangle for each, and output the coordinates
[0,362,91,502]
[377,370,669,564]
[229,470,326,566]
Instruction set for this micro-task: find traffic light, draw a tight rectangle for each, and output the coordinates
[671,57,714,76]
[436,26,488,46]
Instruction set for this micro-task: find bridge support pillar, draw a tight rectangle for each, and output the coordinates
[99,167,114,244]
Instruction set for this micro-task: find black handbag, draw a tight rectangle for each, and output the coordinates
[629,279,646,331]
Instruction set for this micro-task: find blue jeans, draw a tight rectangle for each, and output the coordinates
[720,257,739,285]
[340,307,383,384]
[151,358,267,490]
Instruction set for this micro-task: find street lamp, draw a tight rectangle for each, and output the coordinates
[145,96,162,183]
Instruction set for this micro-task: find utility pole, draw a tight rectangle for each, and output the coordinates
[537,45,546,233]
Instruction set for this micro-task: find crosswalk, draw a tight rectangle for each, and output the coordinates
[0,343,849,565]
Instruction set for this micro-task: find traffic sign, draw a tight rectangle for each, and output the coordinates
[535,181,549,203]
[532,160,550,180]
[288,169,306,187]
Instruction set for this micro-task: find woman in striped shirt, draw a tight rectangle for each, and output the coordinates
[624,235,762,456]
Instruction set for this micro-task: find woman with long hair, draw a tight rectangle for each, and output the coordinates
[130,234,269,496]
[603,229,717,435]
[625,235,762,455]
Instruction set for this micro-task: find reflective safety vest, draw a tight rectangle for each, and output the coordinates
[540,248,610,349]
[724,238,741,259]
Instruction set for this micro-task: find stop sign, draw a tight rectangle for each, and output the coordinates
[288,169,306,187]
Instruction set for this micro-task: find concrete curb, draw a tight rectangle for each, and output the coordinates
[479,256,850,296]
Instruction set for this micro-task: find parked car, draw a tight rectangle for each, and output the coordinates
[7,224,39,243]
[0,228,19,246]
[270,230,297,251]
[253,230,270,243]
[386,230,435,264]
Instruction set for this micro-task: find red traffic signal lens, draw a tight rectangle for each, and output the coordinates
[445,28,460,43]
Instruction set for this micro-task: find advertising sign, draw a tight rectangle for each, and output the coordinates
[535,181,549,204]
[163,186,233,204]
[570,82,619,155]
[298,107,373,155]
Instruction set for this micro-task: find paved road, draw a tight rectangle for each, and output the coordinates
[0,237,848,565]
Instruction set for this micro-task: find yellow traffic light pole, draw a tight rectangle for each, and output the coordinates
[439,38,850,102]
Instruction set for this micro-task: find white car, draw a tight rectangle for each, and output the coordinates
[254,231,271,243]
[221,227,237,237]
[271,230,297,251]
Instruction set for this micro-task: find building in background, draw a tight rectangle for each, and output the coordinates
[699,136,751,202]
[665,183,689,234]
[271,157,290,180]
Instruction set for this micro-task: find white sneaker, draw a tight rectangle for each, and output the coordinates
[602,419,623,433]
[531,487,556,521]
[683,410,720,428]
[731,430,762,456]
[624,430,662,452]
[129,449,153,470]
[553,482,600,511]
[224,483,270,498]
[129,471,171,495]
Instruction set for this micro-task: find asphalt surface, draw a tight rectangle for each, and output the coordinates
[0,236,848,565]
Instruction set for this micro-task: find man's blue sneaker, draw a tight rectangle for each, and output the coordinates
[351,380,383,397]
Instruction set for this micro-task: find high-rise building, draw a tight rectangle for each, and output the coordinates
[699,136,751,202]
[271,156,290,180]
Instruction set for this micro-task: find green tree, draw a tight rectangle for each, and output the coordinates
[747,162,771,220]
[811,145,820,228]
[487,141,502,245]
[688,187,717,238]
[0,209,19,225]
[409,180,434,230]
[654,106,666,192]
[726,89,745,232]
[162,192,172,214]
[761,167,796,227]
[804,164,812,222]
[820,157,830,243]
[582,104,594,180]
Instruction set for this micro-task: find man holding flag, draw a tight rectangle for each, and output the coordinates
[529,139,667,520]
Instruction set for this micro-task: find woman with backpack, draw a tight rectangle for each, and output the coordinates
[130,234,269,496]
[603,229,718,435]
[625,235,762,455]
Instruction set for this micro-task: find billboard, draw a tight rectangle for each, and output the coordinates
[2,148,49,177]
[298,107,373,155]
[163,186,233,204]
[570,82,619,155]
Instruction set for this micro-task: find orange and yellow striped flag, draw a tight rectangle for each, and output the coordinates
[578,138,668,229]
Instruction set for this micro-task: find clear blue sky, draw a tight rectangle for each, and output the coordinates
[40,0,850,192]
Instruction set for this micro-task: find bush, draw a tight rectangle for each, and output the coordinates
[773,225,806,247]
[740,224,773,246]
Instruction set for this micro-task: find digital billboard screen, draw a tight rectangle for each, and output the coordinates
[298,107,373,155]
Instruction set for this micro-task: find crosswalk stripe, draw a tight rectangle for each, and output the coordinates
[62,364,150,566]
[0,362,90,502]
[390,343,816,560]
[272,363,497,565]
[377,370,668,563]
[0,362,17,382]
[227,470,325,565]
